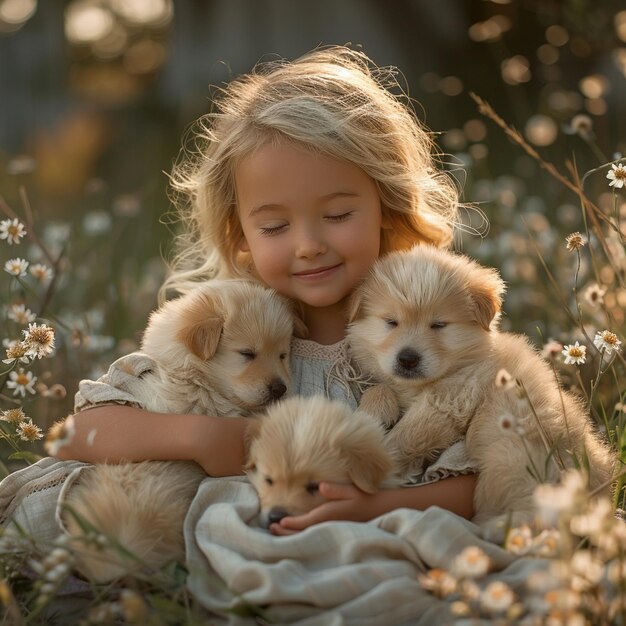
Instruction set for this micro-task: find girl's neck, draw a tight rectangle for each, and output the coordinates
[301,301,347,345]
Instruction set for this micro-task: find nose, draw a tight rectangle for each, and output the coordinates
[267,507,289,526]
[295,227,326,259]
[268,379,287,401]
[397,348,420,370]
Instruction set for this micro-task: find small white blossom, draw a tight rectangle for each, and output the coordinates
[593,330,622,356]
[0,218,26,244]
[17,420,43,442]
[565,232,586,252]
[607,162,626,189]
[6,368,37,397]
[44,416,76,457]
[561,341,586,365]
[505,524,533,555]
[22,323,55,359]
[3,340,30,365]
[0,408,27,425]
[4,258,29,277]
[452,545,490,578]
[7,303,36,324]
[495,368,516,390]
[29,263,53,284]
[541,339,564,360]
[583,283,606,306]
[480,580,515,613]
[417,568,457,597]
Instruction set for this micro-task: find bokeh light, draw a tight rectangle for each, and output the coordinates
[525,115,558,147]
[501,55,531,85]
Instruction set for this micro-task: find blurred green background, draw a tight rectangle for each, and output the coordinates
[1,0,625,436]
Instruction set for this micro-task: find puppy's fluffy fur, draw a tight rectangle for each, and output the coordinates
[347,246,615,534]
[246,395,396,528]
[64,280,295,581]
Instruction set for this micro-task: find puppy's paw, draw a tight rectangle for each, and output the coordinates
[359,385,400,430]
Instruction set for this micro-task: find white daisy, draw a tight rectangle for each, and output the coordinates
[452,545,490,578]
[3,340,30,365]
[6,368,37,397]
[22,323,55,359]
[29,263,53,283]
[593,330,622,356]
[7,304,36,324]
[0,218,26,244]
[505,524,533,555]
[0,407,27,425]
[583,283,606,306]
[565,232,586,252]
[480,580,515,613]
[4,258,29,277]
[561,341,586,365]
[607,162,626,189]
[17,420,43,442]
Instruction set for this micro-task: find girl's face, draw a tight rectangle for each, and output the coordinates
[236,142,383,317]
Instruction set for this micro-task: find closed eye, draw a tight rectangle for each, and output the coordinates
[430,321,448,329]
[265,476,273,486]
[384,318,399,328]
[325,211,353,223]
[238,349,256,361]
[305,481,319,495]
[259,224,287,236]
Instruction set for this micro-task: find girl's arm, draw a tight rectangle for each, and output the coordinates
[55,404,250,477]
[271,474,477,535]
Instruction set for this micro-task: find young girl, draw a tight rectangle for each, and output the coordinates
[3,46,477,539]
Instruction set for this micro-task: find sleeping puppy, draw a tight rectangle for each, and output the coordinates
[246,395,396,528]
[347,245,615,535]
[63,280,296,581]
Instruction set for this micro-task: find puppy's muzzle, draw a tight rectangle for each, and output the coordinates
[268,379,288,402]
[267,506,289,526]
[394,347,423,378]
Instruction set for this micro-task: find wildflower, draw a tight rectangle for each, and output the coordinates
[567,114,593,139]
[7,303,37,324]
[44,416,76,457]
[3,340,29,365]
[534,471,586,526]
[532,528,560,557]
[4,258,29,277]
[569,497,613,539]
[543,588,581,612]
[6,368,37,397]
[561,341,586,365]
[449,601,471,616]
[541,339,563,360]
[544,611,586,626]
[17,420,43,441]
[29,263,53,283]
[570,550,605,590]
[495,368,516,390]
[583,283,606,306]
[0,407,27,425]
[22,323,55,359]
[607,162,626,189]
[593,330,621,356]
[497,412,517,433]
[480,580,514,613]
[452,545,490,578]
[417,568,457,597]
[565,232,586,252]
[505,524,533,555]
[0,218,26,244]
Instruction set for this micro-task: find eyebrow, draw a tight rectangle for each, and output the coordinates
[248,191,360,217]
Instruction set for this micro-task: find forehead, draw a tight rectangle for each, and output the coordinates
[235,142,377,212]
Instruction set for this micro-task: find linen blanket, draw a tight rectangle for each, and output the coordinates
[184,476,549,626]
[0,460,551,625]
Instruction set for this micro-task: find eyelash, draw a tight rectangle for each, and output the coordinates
[258,212,354,236]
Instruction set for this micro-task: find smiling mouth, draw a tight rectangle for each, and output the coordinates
[293,263,342,278]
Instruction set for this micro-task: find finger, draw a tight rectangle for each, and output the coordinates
[270,523,299,536]
[279,513,316,530]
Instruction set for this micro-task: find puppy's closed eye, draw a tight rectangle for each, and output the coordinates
[305,481,319,495]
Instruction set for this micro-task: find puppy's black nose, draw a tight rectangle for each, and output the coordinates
[268,379,287,401]
[267,507,289,525]
[397,348,420,370]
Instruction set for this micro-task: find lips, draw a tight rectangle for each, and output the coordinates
[293,263,342,278]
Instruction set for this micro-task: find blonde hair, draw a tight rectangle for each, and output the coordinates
[162,46,459,300]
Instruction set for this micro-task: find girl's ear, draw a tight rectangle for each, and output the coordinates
[238,237,250,252]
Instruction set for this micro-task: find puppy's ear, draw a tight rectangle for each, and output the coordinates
[468,265,505,331]
[338,414,393,493]
[177,293,225,360]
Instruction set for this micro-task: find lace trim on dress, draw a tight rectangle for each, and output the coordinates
[291,337,373,397]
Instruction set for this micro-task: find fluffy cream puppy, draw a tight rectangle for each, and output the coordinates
[246,395,396,528]
[64,280,296,582]
[347,246,615,535]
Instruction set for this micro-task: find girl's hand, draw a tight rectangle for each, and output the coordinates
[270,482,383,536]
